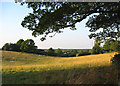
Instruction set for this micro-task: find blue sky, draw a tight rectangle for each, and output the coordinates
[0,1,94,49]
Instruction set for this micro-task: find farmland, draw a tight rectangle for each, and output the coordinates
[1,50,119,84]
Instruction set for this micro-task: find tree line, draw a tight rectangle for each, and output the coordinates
[91,38,120,54]
[1,39,90,57]
[2,39,120,57]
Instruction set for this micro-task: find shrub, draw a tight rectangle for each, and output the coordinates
[77,50,91,56]
[46,48,56,56]
[63,51,71,57]
[2,43,10,50]
[103,39,120,52]
[55,48,64,57]
[91,44,103,54]
[34,49,46,55]
[111,54,120,68]
[2,43,19,51]
[69,50,78,57]
[16,39,24,52]
[20,39,37,53]
[110,41,120,52]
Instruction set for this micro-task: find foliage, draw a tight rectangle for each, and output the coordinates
[103,39,114,52]
[2,39,42,54]
[46,48,56,56]
[34,49,46,55]
[2,41,92,57]
[91,44,103,54]
[63,50,71,57]
[2,43,10,51]
[111,54,120,68]
[55,48,64,57]
[2,43,18,51]
[16,39,24,45]
[20,39,37,53]
[103,39,120,52]
[110,40,120,52]
[2,38,119,57]
[77,50,91,56]
[62,50,78,57]
[69,49,78,57]
[16,39,24,51]
[91,38,103,54]
[17,2,120,41]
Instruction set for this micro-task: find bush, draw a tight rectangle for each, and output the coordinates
[46,48,56,56]
[63,51,71,57]
[55,48,64,57]
[20,39,37,53]
[69,50,78,57]
[91,44,103,54]
[2,43,19,51]
[34,49,46,55]
[103,39,120,52]
[2,43,10,50]
[63,50,78,57]
[77,50,91,56]
[111,54,120,68]
[16,39,24,52]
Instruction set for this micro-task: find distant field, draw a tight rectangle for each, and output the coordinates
[1,50,119,84]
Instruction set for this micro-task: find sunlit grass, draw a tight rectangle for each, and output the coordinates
[1,50,118,84]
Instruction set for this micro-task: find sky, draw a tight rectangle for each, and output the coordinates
[0,0,94,49]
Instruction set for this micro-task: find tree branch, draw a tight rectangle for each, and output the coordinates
[56,9,119,28]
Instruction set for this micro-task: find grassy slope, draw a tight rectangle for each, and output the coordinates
[1,50,119,84]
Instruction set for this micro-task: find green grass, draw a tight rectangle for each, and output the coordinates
[1,50,119,84]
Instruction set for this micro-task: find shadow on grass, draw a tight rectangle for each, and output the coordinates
[2,65,119,85]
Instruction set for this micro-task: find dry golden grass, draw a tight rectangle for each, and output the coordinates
[1,50,119,84]
[2,51,117,72]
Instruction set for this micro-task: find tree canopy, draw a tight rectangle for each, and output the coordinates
[46,48,56,56]
[103,39,120,52]
[55,48,63,56]
[20,39,37,52]
[91,38,103,54]
[17,2,120,41]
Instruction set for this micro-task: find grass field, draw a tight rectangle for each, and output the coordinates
[1,50,119,84]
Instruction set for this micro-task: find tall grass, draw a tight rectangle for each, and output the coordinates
[1,51,118,84]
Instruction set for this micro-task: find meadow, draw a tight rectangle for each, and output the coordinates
[1,50,119,84]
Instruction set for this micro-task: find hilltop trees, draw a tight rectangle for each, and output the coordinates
[91,44,103,54]
[2,43,10,51]
[91,38,103,54]
[16,39,24,51]
[20,39,37,53]
[103,39,120,52]
[2,43,18,51]
[46,48,56,56]
[103,39,114,52]
[77,50,91,56]
[16,39,24,45]
[2,39,37,53]
[2,39,25,51]
[2,41,92,57]
[110,40,120,52]
[55,48,64,57]
[69,49,78,57]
